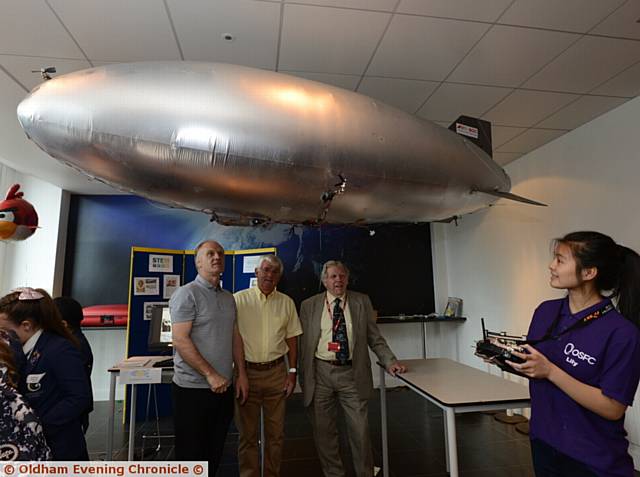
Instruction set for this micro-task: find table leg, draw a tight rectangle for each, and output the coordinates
[260,407,265,477]
[106,372,116,460]
[443,409,449,473]
[128,384,138,461]
[445,408,458,477]
[379,366,389,477]
[421,322,427,358]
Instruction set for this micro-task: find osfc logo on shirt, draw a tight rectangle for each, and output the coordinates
[564,343,597,367]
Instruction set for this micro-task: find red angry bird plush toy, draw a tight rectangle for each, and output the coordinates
[0,184,39,241]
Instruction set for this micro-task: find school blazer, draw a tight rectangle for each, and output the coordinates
[298,290,397,407]
[23,331,91,460]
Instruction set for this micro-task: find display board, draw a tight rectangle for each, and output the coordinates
[232,248,277,291]
[126,247,184,421]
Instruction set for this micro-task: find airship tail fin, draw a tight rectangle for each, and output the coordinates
[449,116,493,158]
[477,189,547,207]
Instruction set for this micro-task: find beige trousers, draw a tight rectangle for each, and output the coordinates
[308,359,374,477]
[235,362,287,477]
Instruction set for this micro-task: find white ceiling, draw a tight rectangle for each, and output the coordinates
[0,0,638,194]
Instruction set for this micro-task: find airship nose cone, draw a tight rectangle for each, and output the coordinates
[17,94,35,130]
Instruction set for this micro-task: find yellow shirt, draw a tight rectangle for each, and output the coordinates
[315,291,353,360]
[234,286,303,363]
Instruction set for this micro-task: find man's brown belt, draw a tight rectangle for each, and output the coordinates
[245,355,285,371]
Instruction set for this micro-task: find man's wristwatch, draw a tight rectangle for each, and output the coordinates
[288,367,297,374]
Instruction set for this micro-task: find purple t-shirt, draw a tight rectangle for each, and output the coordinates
[527,297,640,477]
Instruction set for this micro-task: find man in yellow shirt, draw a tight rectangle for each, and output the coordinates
[234,254,302,477]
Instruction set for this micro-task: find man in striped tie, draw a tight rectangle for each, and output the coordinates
[299,260,407,477]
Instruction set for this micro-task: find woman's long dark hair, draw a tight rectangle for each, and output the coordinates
[0,288,78,347]
[53,296,84,332]
[555,231,640,327]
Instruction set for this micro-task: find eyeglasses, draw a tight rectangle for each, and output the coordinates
[12,287,44,301]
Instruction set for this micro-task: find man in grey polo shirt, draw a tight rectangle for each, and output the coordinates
[170,240,248,475]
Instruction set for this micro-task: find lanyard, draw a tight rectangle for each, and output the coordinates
[528,300,614,345]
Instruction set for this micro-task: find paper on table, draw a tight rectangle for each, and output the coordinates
[117,356,151,368]
[120,368,162,384]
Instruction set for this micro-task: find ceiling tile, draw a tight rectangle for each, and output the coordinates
[282,71,360,90]
[483,89,579,127]
[0,55,91,91]
[417,83,512,122]
[279,4,390,74]
[537,95,628,129]
[285,0,397,11]
[499,0,625,33]
[433,121,451,128]
[397,0,512,22]
[497,128,566,154]
[357,77,439,113]
[449,26,578,88]
[523,35,640,94]
[168,0,280,69]
[591,0,640,40]
[0,1,84,58]
[367,15,489,80]
[592,60,640,97]
[49,0,181,62]
[493,152,522,166]
[492,126,527,148]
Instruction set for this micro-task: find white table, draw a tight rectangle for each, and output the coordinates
[379,358,530,477]
[106,357,174,460]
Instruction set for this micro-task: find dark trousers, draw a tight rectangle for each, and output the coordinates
[172,383,234,476]
[531,438,599,477]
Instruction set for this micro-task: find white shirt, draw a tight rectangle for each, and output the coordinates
[22,328,43,358]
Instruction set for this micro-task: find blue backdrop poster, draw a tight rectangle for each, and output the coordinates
[64,195,434,316]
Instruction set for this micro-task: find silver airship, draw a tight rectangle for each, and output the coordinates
[17,62,541,225]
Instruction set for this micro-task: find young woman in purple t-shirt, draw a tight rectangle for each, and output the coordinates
[505,231,640,477]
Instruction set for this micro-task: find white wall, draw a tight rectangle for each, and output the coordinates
[86,328,126,401]
[0,167,66,294]
[432,95,640,466]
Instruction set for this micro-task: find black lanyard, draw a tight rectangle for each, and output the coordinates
[528,300,614,345]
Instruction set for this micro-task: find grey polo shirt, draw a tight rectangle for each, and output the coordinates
[169,274,236,388]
